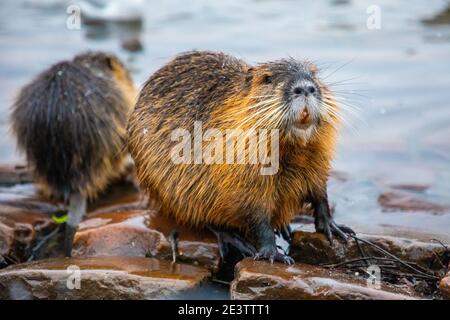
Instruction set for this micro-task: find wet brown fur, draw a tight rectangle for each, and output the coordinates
[11,52,136,200]
[127,51,339,237]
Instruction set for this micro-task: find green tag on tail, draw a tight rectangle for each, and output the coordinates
[51,210,68,224]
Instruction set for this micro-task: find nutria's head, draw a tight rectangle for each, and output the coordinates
[73,52,135,103]
[244,59,337,141]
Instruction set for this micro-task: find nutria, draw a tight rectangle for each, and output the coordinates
[10,52,135,256]
[127,51,354,264]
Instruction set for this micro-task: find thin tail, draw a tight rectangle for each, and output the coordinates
[64,193,87,257]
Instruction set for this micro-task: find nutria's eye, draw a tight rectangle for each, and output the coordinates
[263,75,273,84]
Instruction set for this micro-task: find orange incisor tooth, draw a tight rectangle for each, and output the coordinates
[300,108,310,124]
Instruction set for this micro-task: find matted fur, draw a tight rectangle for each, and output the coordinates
[11,52,135,200]
[127,51,339,235]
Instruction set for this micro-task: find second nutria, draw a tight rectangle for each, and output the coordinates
[127,51,354,263]
[10,52,135,256]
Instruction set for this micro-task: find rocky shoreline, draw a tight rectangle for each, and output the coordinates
[0,165,449,300]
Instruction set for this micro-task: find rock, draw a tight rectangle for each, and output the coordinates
[378,190,449,215]
[87,180,147,214]
[0,256,209,299]
[0,202,58,261]
[230,258,421,300]
[290,230,448,273]
[440,273,450,299]
[374,165,434,192]
[330,170,350,183]
[73,209,220,272]
[121,36,143,52]
[0,178,145,262]
[0,165,33,185]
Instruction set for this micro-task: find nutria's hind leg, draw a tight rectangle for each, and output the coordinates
[312,193,355,244]
[64,193,87,257]
[207,226,256,261]
[277,224,292,243]
[252,218,294,265]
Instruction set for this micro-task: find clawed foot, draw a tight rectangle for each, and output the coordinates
[254,246,294,265]
[315,216,355,244]
[276,224,292,243]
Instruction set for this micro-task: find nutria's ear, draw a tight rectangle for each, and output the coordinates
[106,56,115,70]
[245,67,254,83]
[309,63,318,76]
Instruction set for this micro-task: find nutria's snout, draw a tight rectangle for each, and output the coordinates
[288,78,321,131]
[249,59,328,139]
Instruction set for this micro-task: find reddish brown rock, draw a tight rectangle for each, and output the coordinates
[290,230,448,273]
[121,36,143,52]
[0,165,33,185]
[378,190,449,215]
[0,183,62,262]
[0,203,58,261]
[87,181,147,214]
[0,256,209,299]
[440,274,450,299]
[374,165,434,192]
[230,258,421,300]
[73,209,220,272]
[330,170,350,183]
[0,177,145,262]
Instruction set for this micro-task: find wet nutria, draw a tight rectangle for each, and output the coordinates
[10,52,135,256]
[127,51,354,264]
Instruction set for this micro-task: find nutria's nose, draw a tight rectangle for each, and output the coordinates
[293,85,316,96]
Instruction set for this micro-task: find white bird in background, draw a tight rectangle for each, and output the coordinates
[78,0,144,23]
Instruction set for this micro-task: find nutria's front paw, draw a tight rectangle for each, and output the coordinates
[254,246,294,265]
[315,217,355,244]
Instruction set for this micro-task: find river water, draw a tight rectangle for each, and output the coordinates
[1,0,449,242]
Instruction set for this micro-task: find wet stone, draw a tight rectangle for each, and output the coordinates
[73,209,221,272]
[0,179,145,263]
[0,201,58,262]
[0,256,209,299]
[87,180,147,214]
[440,264,450,300]
[290,230,448,273]
[230,258,421,300]
[0,165,33,186]
[374,165,434,192]
[378,190,449,214]
[121,36,143,52]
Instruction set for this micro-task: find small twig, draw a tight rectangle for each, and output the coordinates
[431,251,446,270]
[27,226,61,262]
[1,254,19,264]
[381,269,438,281]
[211,278,231,286]
[349,234,440,280]
[429,238,449,270]
[321,256,398,268]
[430,238,449,250]
[354,237,370,267]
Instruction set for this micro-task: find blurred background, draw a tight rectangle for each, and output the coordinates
[0,0,449,241]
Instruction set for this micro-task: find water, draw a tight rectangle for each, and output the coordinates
[1,0,449,242]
